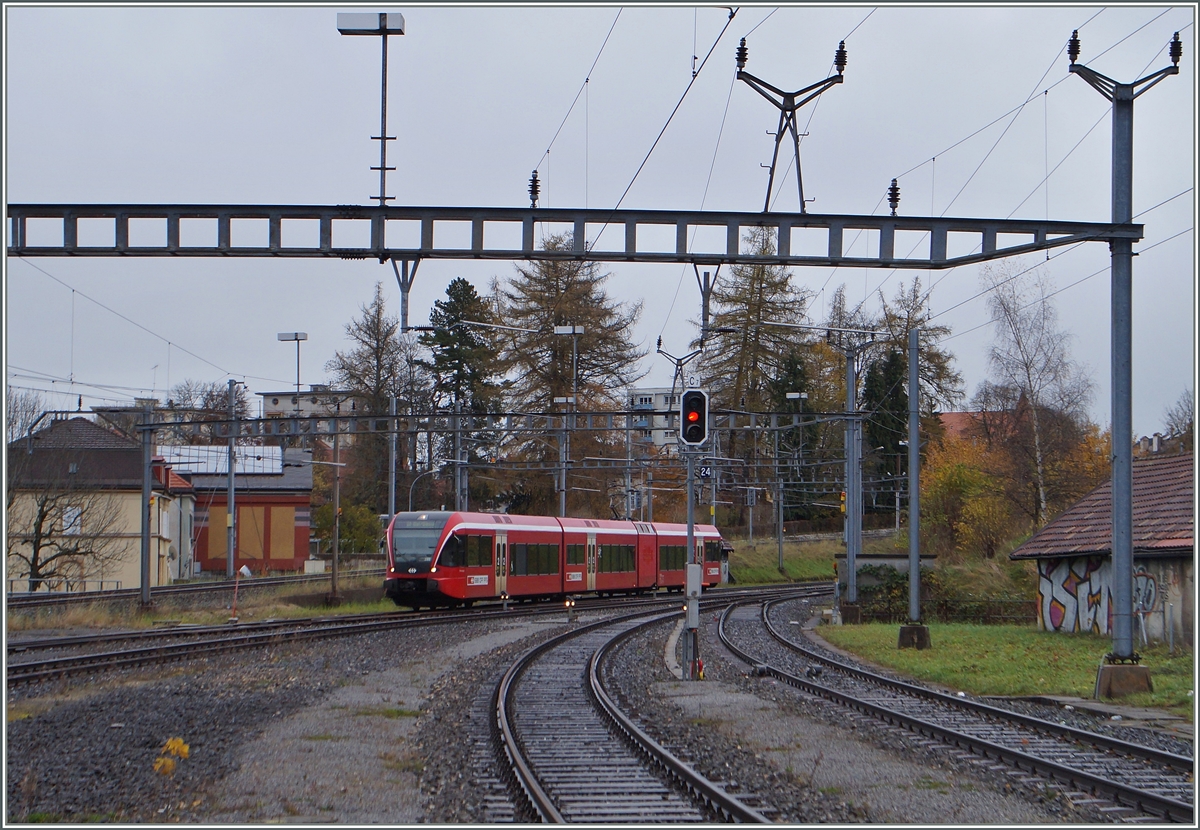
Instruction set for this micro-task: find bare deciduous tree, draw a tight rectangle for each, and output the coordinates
[6,387,46,444]
[1163,388,1194,450]
[6,452,128,591]
[979,260,1094,526]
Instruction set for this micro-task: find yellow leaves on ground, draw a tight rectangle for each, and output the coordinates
[153,737,190,776]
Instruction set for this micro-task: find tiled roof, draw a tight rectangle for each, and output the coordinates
[939,412,983,439]
[1010,452,1194,559]
[15,416,138,450]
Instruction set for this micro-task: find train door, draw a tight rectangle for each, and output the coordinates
[495,532,508,597]
[586,533,597,592]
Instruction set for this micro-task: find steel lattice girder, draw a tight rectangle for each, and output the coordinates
[6,203,1140,269]
[120,410,838,440]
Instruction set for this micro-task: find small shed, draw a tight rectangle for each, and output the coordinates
[1010,452,1193,645]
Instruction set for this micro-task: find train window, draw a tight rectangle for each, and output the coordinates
[510,542,558,576]
[660,544,686,571]
[566,544,585,565]
[704,541,722,562]
[465,535,493,567]
[439,535,465,568]
[391,516,447,567]
[599,544,635,573]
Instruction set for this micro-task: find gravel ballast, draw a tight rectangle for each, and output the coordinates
[6,599,1188,823]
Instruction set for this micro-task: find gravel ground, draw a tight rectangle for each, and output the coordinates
[5,615,566,823]
[609,615,1079,824]
[6,599,1190,824]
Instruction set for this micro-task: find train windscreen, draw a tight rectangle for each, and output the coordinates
[391,513,450,569]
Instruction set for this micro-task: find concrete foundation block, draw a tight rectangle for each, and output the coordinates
[1094,664,1153,699]
[898,624,931,649]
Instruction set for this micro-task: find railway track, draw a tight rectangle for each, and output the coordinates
[5,583,815,688]
[718,597,1195,824]
[494,599,791,823]
[5,569,386,610]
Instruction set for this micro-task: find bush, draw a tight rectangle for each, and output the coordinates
[847,564,1035,624]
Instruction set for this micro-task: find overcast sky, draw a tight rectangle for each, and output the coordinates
[4,3,1195,437]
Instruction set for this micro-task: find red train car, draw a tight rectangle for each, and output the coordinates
[384,511,726,608]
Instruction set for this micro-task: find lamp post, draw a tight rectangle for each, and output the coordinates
[783,391,808,572]
[554,325,584,517]
[277,332,307,414]
[408,466,441,512]
[337,12,405,207]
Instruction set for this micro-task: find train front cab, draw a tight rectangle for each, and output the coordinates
[385,511,458,607]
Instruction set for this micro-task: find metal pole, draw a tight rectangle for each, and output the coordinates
[646,469,653,523]
[775,426,783,570]
[624,398,633,519]
[388,395,397,527]
[845,350,859,604]
[453,400,464,512]
[559,416,567,518]
[226,379,236,579]
[140,403,153,606]
[295,340,302,408]
[332,404,341,602]
[908,328,921,623]
[378,23,388,207]
[1109,88,1135,660]
[1067,28,1180,667]
[686,451,696,562]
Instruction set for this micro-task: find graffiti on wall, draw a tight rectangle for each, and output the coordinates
[1038,556,1110,634]
[1133,570,1158,613]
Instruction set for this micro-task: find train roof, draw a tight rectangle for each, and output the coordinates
[394,511,722,537]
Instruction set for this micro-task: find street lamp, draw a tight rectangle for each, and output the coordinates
[553,325,584,518]
[277,332,307,412]
[337,12,406,206]
[408,467,442,512]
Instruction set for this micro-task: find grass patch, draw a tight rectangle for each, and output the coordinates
[6,575,393,631]
[817,622,1194,720]
[728,535,902,585]
[913,776,950,792]
[379,751,423,773]
[353,706,420,719]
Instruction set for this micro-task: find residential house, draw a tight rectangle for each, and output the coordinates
[1009,451,1194,645]
[6,416,193,592]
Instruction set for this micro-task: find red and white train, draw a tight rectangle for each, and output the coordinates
[384,511,729,608]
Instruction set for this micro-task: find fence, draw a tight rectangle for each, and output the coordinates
[862,598,1036,625]
[7,578,123,595]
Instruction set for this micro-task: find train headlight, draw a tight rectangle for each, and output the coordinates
[430,566,437,573]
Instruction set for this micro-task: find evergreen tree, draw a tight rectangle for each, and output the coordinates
[493,233,645,516]
[496,233,645,410]
[417,277,505,509]
[861,349,908,512]
[698,226,812,414]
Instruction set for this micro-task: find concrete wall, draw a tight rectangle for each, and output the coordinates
[1036,555,1193,645]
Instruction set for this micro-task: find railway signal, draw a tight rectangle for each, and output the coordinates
[680,389,709,446]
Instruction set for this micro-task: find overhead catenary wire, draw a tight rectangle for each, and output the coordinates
[532,9,622,176]
[889,15,1191,321]
[941,224,1193,344]
[12,257,291,389]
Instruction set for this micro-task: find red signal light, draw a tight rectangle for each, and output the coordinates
[687,411,700,423]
